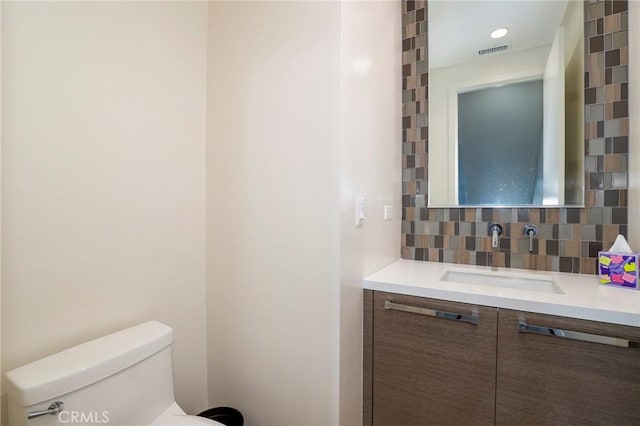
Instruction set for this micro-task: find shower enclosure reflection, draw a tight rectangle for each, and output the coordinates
[458,80,543,205]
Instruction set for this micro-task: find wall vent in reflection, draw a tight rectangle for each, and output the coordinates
[477,42,511,56]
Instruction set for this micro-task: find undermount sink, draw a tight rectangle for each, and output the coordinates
[440,269,564,294]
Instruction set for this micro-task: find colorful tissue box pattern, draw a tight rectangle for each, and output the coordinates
[598,252,639,289]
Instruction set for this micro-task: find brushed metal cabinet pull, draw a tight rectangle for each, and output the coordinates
[518,319,639,348]
[384,300,479,325]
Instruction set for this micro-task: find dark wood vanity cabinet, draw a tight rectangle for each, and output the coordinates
[364,290,640,426]
[496,309,640,425]
[365,291,498,426]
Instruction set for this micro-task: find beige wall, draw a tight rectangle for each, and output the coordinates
[1,2,402,425]
[1,1,208,418]
[206,3,342,425]
[339,1,401,424]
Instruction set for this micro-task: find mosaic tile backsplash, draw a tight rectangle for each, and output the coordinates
[401,0,630,274]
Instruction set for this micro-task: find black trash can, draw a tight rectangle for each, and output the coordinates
[197,407,244,426]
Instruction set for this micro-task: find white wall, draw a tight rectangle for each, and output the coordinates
[542,30,565,204]
[339,2,401,424]
[563,0,584,205]
[206,3,400,424]
[429,46,551,205]
[206,3,342,425]
[1,1,209,418]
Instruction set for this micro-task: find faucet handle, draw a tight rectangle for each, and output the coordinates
[488,223,503,235]
[523,224,538,253]
[523,224,538,237]
[488,223,503,248]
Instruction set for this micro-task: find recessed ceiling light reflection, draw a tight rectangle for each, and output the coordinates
[491,28,508,39]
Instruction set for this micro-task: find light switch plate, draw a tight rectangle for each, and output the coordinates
[356,196,365,226]
[384,205,393,221]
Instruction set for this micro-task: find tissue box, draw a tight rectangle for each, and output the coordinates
[598,251,640,289]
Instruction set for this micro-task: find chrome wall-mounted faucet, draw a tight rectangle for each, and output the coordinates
[488,223,503,248]
[523,224,538,253]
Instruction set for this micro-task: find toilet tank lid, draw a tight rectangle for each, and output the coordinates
[5,321,173,406]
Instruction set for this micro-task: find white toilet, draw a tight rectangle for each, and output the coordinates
[5,321,223,426]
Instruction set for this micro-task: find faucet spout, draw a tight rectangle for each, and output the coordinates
[488,223,503,249]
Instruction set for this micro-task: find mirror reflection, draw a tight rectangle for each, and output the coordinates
[428,0,585,207]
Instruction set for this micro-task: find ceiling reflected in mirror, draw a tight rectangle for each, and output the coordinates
[427,0,585,207]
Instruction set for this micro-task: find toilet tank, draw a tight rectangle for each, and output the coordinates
[5,321,176,426]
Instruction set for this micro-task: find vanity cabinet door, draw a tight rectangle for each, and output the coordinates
[496,309,640,425]
[371,291,497,426]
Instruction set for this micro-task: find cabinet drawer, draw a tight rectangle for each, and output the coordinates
[496,309,640,425]
[371,291,497,426]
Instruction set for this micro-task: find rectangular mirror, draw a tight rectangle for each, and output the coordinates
[428,0,585,207]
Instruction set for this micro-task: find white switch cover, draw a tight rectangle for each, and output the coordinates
[355,196,365,226]
[384,205,393,221]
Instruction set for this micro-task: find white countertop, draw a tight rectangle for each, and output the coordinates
[364,260,640,327]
